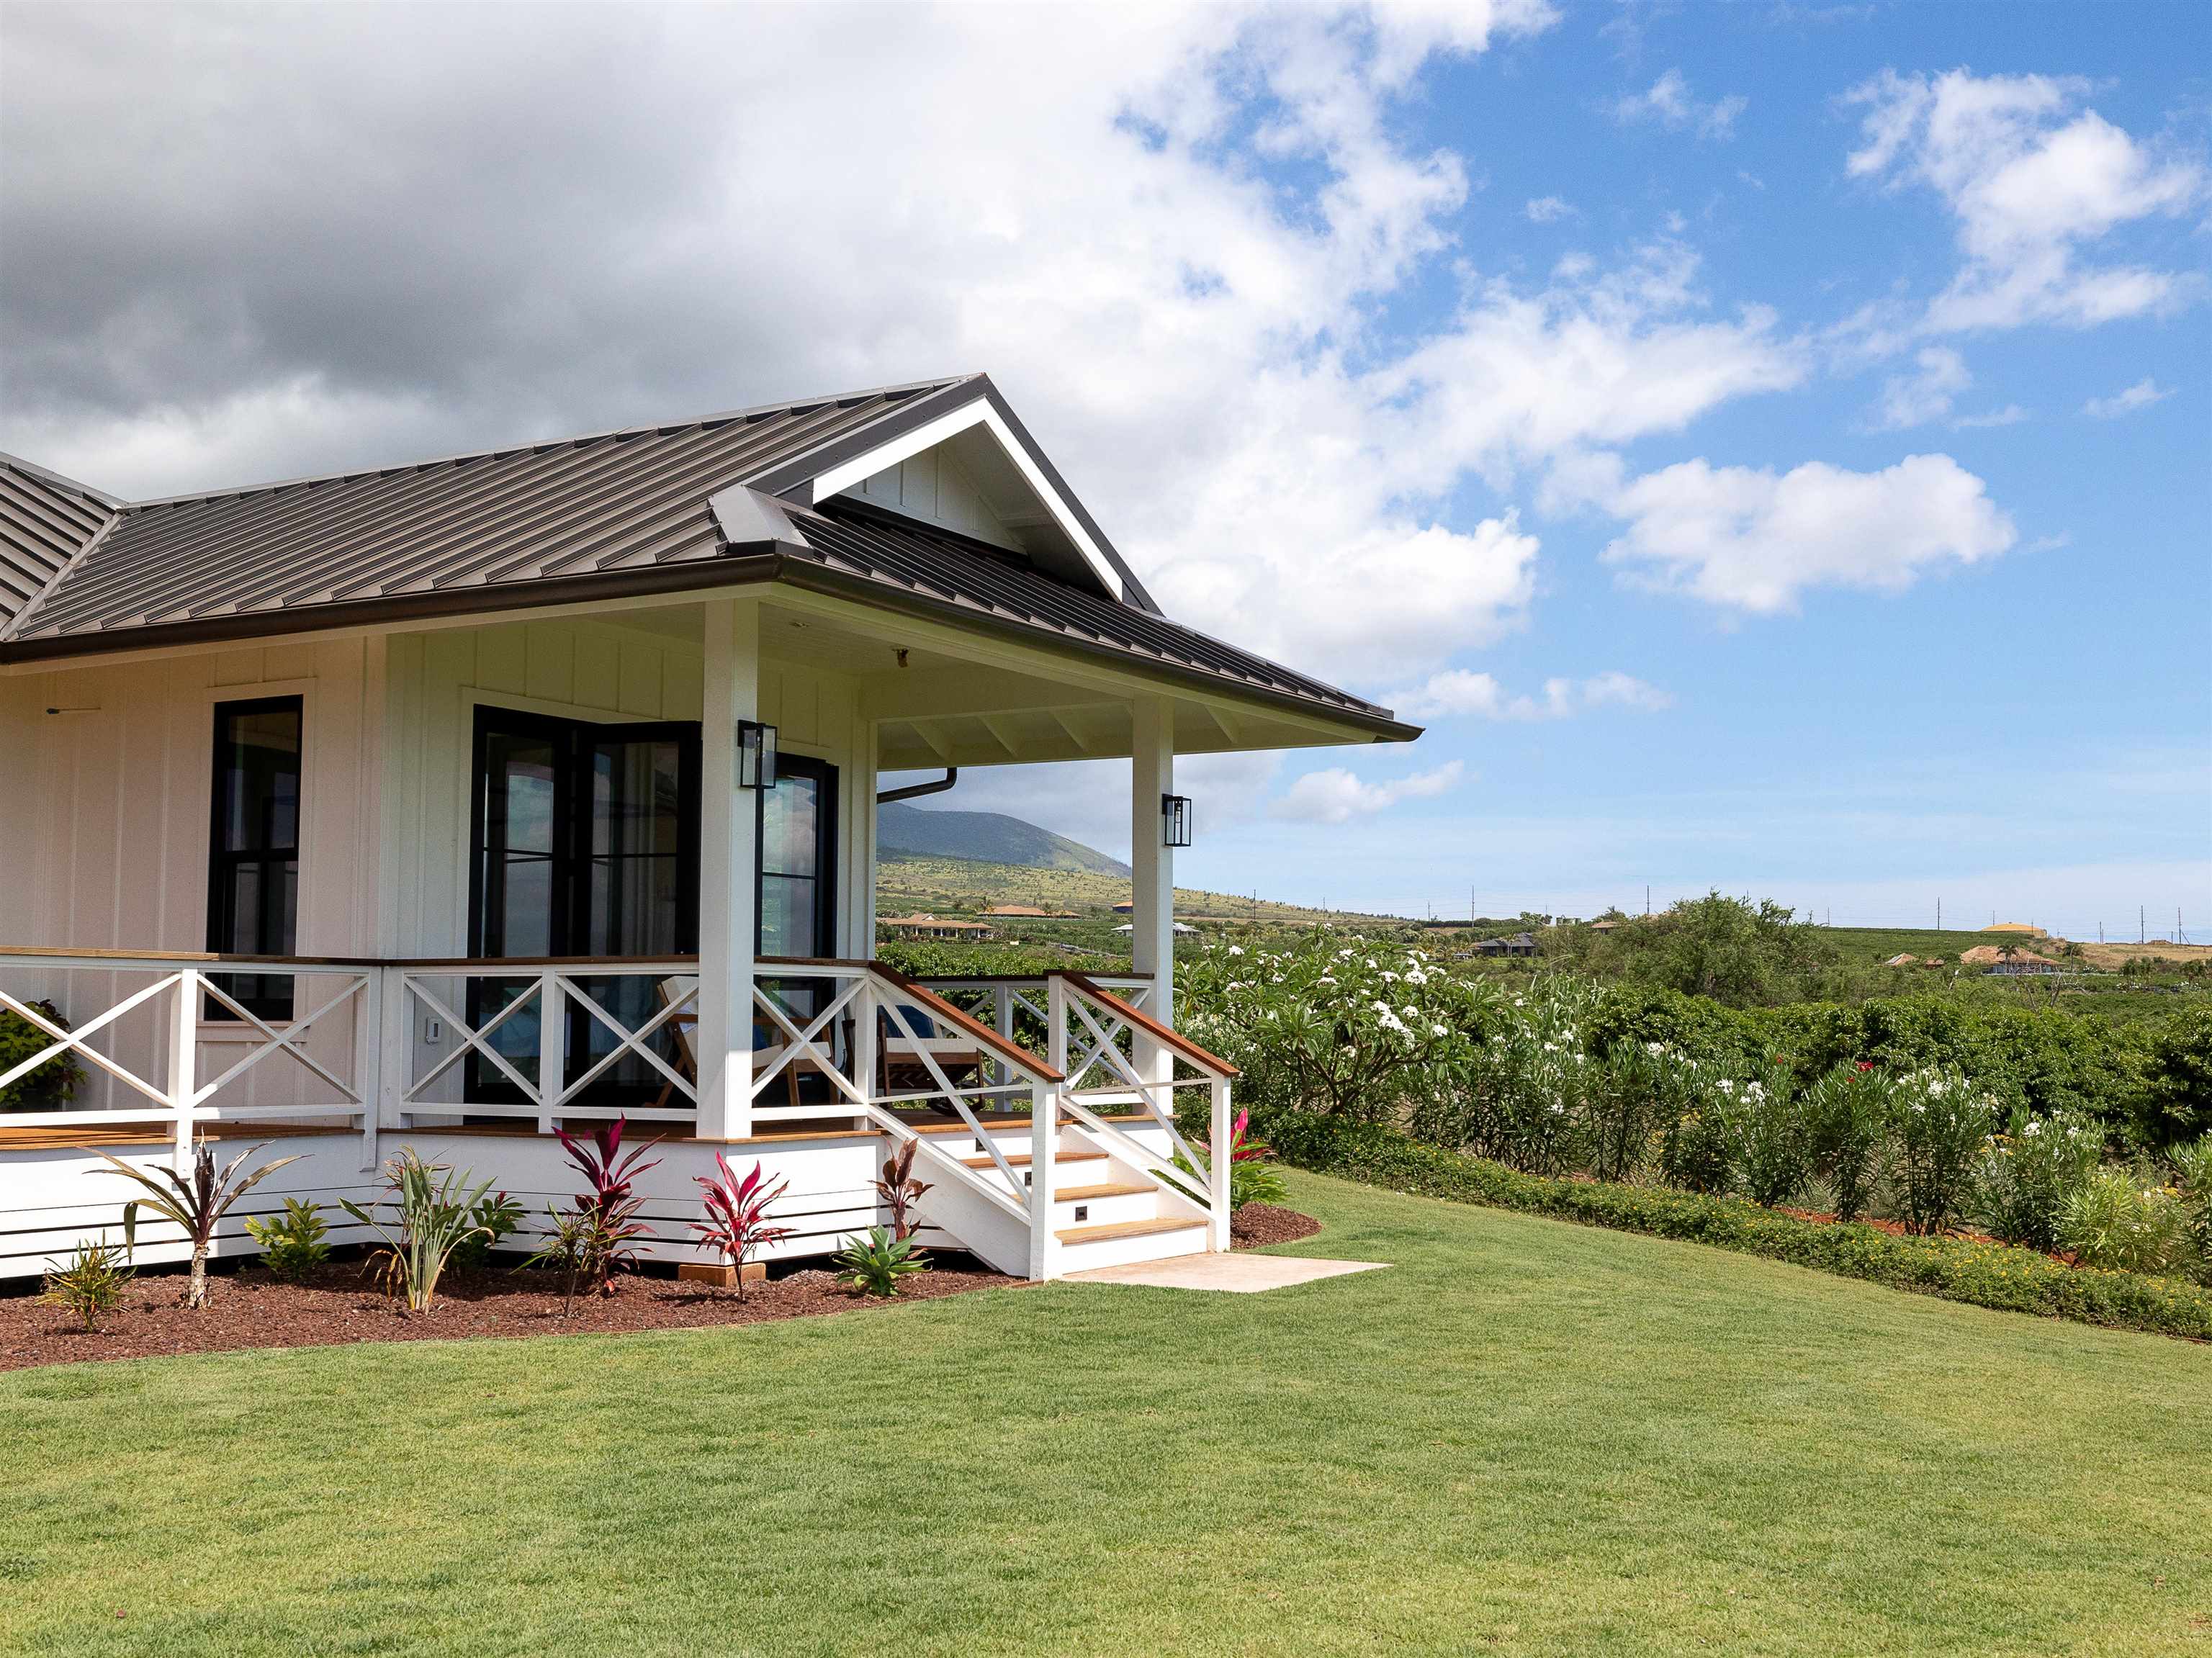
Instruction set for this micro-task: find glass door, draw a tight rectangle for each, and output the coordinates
[468,708,699,1104]
[755,755,840,1089]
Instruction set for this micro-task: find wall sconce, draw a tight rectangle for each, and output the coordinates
[738,719,779,790]
[1161,793,1192,848]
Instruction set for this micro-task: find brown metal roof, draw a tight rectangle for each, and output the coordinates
[0,456,117,629]
[0,375,1411,739]
[790,500,1401,724]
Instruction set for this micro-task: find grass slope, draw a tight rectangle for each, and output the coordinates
[876,851,1398,925]
[4,1173,2208,1657]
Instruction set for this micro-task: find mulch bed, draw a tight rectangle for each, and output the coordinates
[1231,1203,1322,1249]
[2,1209,1330,1373]
[0,1255,1013,1373]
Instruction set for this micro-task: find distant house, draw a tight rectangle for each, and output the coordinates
[881,913,997,940]
[1960,945,2061,975]
[1981,922,2046,936]
[1588,919,1621,933]
[1475,932,1537,958]
[981,904,1074,919]
[1111,901,1135,914]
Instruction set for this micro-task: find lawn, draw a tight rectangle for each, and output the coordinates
[3,1172,2207,1657]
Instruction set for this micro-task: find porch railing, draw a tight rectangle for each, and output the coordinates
[0,948,1233,1269]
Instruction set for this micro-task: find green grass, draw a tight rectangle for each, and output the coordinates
[4,1172,2208,1657]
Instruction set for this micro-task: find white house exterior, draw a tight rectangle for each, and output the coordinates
[0,374,1416,1283]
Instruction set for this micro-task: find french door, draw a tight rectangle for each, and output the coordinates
[468,708,700,1104]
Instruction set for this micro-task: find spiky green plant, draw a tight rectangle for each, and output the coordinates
[244,1197,331,1281]
[833,1226,929,1297]
[40,1235,133,1331]
[340,1150,493,1315]
[93,1139,303,1308]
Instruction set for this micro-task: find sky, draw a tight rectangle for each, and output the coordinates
[2,1,2206,936]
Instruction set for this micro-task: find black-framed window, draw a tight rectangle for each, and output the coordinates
[757,754,838,959]
[205,696,302,1018]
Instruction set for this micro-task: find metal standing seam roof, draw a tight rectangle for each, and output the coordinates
[0,456,117,628]
[0,374,1412,736]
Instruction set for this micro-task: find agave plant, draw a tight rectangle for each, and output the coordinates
[551,1118,660,1294]
[692,1155,792,1299]
[873,1139,933,1241]
[93,1138,303,1309]
[340,1150,494,1315]
[834,1226,929,1297]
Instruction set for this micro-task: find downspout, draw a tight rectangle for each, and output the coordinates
[876,768,958,805]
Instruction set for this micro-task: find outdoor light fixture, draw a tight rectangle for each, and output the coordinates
[737,719,778,790]
[1161,793,1192,847]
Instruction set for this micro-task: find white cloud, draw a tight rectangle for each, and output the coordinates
[1588,452,2018,613]
[1391,669,1670,720]
[2083,377,2172,418]
[1524,194,1574,222]
[1950,403,2029,428]
[1613,69,1747,140]
[1273,761,1466,825]
[1845,68,2206,333]
[1873,345,1972,428]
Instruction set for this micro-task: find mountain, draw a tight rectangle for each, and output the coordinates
[877,801,1130,877]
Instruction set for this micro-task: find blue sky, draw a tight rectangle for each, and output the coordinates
[4,1,2206,936]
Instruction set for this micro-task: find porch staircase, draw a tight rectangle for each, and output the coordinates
[918,1117,1213,1275]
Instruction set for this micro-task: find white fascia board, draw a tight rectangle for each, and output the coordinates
[801,399,1123,600]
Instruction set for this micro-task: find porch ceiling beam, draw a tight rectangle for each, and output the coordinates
[976,713,1025,758]
[858,663,1119,723]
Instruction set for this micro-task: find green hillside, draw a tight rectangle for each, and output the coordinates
[876,802,1130,875]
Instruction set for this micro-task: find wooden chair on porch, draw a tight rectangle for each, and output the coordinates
[650,975,822,1114]
[878,1001,989,1108]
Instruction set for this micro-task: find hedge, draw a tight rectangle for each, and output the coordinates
[1252,1108,2212,1343]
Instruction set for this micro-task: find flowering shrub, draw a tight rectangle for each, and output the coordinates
[1181,930,1496,1123]
[1972,1109,2103,1252]
[1889,1068,1997,1235]
[2059,1166,2198,1276]
[1730,1060,1815,1209]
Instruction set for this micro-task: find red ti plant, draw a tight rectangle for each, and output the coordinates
[551,1117,660,1296]
[872,1139,933,1242]
[1186,1108,1287,1209]
[692,1155,793,1299]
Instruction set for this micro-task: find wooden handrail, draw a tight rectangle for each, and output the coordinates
[1056,971,1241,1079]
[871,963,1066,1084]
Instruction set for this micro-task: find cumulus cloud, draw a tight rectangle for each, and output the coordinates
[1584,452,2018,613]
[1845,68,2206,333]
[1872,345,1972,428]
[1612,70,1747,140]
[1272,761,1466,824]
[1524,194,1574,222]
[1390,669,1670,720]
[0,1,1825,686]
[2082,377,2172,418]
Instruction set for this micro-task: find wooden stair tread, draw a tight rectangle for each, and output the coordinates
[1056,1217,1206,1245]
[1054,1183,1154,1202]
[961,1150,1106,1168]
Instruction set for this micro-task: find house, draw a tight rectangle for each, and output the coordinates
[0,374,1417,1284]
[881,914,995,940]
[1960,945,2062,976]
[1473,932,1537,958]
[981,904,1074,919]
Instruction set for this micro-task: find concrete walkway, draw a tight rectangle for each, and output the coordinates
[1064,1253,1386,1293]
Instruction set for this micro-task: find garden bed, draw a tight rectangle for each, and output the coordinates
[1231,1202,1322,1249]
[0,1256,1014,1372]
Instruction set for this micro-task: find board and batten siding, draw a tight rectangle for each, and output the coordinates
[845,444,1017,551]
[384,611,876,958]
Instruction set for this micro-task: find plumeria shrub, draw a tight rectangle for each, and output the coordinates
[1972,1109,2103,1253]
[1180,931,1493,1123]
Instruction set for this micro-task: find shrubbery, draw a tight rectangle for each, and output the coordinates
[1252,1109,2212,1342]
[0,1001,81,1112]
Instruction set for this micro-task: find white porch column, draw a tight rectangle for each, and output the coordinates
[696,596,762,1140]
[1129,694,1174,1082]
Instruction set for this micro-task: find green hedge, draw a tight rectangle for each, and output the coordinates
[1254,1109,2212,1343]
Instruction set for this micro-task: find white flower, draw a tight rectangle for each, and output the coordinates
[1227,945,1244,957]
[1432,1024,1449,1038]
[1317,975,1336,986]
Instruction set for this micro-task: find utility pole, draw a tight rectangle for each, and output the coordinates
[2141,905,2146,944]
[1645,884,1651,916]
[1936,896,1941,931]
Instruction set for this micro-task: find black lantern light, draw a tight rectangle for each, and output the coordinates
[1161,793,1192,847]
[738,719,778,790]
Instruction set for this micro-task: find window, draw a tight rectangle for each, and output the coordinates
[206,696,302,1017]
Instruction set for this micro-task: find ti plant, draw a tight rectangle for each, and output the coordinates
[873,1139,933,1242]
[40,1235,133,1331]
[1176,1107,1287,1209]
[340,1150,493,1315]
[834,1226,930,1297]
[93,1138,303,1309]
[550,1118,660,1294]
[692,1155,793,1299]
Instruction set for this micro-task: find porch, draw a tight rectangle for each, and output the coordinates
[0,947,1236,1281]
